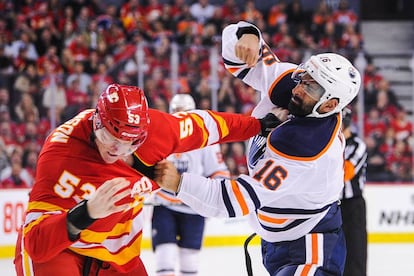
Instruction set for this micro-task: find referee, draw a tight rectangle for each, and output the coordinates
[341,108,368,276]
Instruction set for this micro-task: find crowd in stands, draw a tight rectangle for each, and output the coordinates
[0,0,412,188]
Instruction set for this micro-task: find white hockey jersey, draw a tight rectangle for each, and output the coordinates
[174,22,346,242]
[151,144,230,214]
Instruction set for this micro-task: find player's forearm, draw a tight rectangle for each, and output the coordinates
[177,173,231,218]
[205,110,261,143]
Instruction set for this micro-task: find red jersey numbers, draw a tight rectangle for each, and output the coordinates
[253,160,287,190]
[54,170,95,201]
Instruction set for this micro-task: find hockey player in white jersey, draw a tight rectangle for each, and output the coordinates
[154,21,361,276]
[150,93,230,276]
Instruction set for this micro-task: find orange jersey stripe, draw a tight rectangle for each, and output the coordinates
[231,180,249,215]
[257,213,288,224]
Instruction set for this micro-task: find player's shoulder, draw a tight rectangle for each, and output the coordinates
[269,114,341,159]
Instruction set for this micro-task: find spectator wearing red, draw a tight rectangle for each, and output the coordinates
[28,1,55,31]
[67,33,90,62]
[386,140,413,181]
[0,162,30,188]
[364,107,387,141]
[390,108,413,142]
[332,0,358,26]
[221,0,240,22]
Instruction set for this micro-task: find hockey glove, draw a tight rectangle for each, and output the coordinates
[66,200,96,241]
[258,113,282,137]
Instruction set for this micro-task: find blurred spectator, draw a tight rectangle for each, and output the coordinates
[5,31,38,61]
[286,0,309,33]
[14,93,39,124]
[22,148,38,182]
[332,0,358,27]
[66,61,92,94]
[365,135,394,182]
[311,1,333,40]
[363,62,384,107]
[0,161,30,188]
[12,62,41,108]
[386,140,413,182]
[0,136,9,174]
[390,108,413,142]
[190,0,216,24]
[0,147,33,186]
[217,75,237,111]
[0,87,9,108]
[374,85,399,124]
[0,0,410,183]
[42,76,67,121]
[317,20,339,51]
[229,142,248,175]
[65,77,89,117]
[364,107,387,142]
[240,0,263,24]
[0,43,13,74]
[266,2,287,34]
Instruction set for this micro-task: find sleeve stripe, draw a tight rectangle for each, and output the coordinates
[221,180,236,217]
[207,110,229,139]
[230,180,249,215]
[222,57,244,66]
[237,177,261,209]
[236,68,251,79]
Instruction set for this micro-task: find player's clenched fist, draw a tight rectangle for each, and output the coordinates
[154,160,181,194]
[235,33,260,67]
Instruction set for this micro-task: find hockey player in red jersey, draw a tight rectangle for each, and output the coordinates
[14,83,280,276]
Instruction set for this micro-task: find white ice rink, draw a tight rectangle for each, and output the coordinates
[2,243,414,275]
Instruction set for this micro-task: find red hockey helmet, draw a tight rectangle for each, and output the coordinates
[96,84,150,147]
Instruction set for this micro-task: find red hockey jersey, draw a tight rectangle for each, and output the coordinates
[16,108,260,273]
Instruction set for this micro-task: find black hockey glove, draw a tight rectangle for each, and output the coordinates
[258,113,282,137]
[66,200,96,241]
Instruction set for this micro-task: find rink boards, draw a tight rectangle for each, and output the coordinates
[1,184,414,258]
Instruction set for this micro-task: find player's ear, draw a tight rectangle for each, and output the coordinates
[319,98,339,113]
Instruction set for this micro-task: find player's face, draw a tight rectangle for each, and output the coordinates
[94,127,139,164]
[289,72,324,117]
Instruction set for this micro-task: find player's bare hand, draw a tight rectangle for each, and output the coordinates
[235,34,260,67]
[154,160,181,193]
[270,107,289,122]
[87,177,131,219]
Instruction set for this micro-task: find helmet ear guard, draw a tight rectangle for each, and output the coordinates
[96,84,150,146]
[301,53,361,118]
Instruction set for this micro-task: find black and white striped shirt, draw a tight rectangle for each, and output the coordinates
[341,132,368,199]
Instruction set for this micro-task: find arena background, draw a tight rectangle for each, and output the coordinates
[0,0,413,275]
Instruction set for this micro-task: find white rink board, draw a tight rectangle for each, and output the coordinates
[365,184,414,233]
[2,184,414,252]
